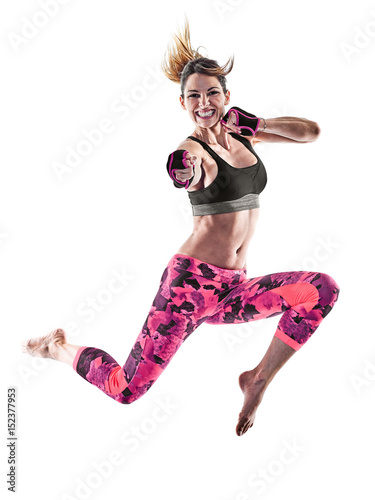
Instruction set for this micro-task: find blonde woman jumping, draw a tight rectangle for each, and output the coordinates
[22,20,340,436]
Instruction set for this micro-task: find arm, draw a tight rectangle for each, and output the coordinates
[254,117,321,144]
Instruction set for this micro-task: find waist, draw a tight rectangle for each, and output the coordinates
[177,208,260,269]
[167,254,248,279]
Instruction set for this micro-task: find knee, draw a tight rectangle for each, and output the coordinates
[114,382,149,405]
[117,397,132,405]
[117,390,143,405]
[114,388,135,405]
[318,272,340,309]
[107,366,128,396]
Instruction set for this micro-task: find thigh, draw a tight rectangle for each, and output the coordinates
[205,270,321,325]
[123,262,224,383]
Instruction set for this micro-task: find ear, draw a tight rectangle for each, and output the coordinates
[224,90,230,106]
[180,95,187,110]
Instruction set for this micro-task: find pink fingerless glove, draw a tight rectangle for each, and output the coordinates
[221,106,261,136]
[166,150,194,189]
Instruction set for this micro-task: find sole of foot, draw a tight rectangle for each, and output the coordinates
[21,328,66,359]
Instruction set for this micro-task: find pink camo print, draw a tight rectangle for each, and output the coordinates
[74,254,340,404]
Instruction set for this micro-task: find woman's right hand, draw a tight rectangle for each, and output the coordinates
[174,152,197,184]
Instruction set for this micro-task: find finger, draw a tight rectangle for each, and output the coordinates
[186,159,197,170]
[228,122,242,134]
[185,154,197,163]
[227,112,242,133]
[176,172,188,182]
[223,120,236,132]
[229,113,241,132]
[176,166,193,179]
[221,122,231,133]
[223,132,229,149]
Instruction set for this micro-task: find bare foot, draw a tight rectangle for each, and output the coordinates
[236,369,268,436]
[22,328,66,360]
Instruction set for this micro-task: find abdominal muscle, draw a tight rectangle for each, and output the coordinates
[177,208,260,270]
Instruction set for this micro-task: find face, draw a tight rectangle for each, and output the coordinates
[180,73,230,128]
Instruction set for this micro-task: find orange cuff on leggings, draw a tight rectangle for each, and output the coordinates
[274,328,302,351]
[105,366,128,395]
[272,282,320,351]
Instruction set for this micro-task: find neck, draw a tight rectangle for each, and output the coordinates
[193,122,230,149]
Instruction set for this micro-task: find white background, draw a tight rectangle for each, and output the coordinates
[1,0,374,499]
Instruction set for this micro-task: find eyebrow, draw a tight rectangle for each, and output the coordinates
[187,87,220,93]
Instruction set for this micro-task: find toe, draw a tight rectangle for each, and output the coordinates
[236,416,247,436]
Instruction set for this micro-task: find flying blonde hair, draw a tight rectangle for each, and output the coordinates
[161,16,234,96]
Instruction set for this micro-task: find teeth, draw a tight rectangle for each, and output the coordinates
[197,110,215,118]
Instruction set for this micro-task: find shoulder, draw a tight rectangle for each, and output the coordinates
[176,137,203,154]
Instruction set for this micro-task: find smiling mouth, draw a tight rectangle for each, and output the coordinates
[196,109,215,118]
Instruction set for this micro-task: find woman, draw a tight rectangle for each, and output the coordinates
[22,20,340,436]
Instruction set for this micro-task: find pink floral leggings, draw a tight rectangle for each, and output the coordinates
[73,254,340,404]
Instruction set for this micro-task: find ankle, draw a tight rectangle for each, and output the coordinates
[49,341,66,360]
[253,366,273,384]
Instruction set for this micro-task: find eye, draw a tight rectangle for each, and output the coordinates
[188,94,200,98]
[208,91,219,96]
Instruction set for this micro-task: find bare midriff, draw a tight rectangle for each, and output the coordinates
[177,207,260,270]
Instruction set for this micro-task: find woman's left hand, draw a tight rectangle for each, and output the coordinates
[221,110,241,149]
[221,110,242,134]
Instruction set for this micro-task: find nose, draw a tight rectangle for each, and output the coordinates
[199,94,210,108]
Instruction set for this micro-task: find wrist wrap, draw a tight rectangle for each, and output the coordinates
[221,106,261,136]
